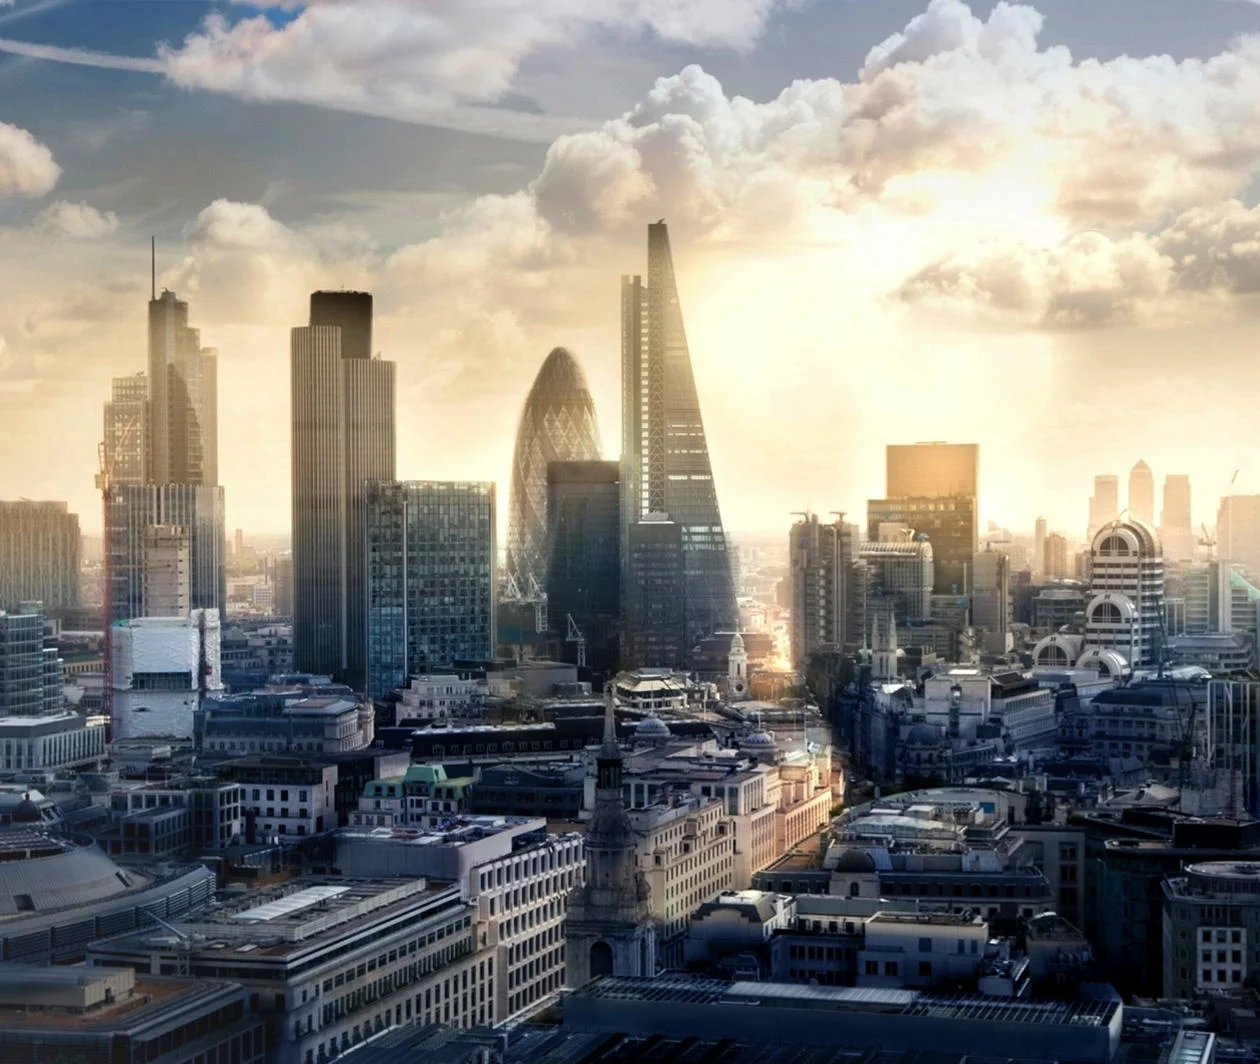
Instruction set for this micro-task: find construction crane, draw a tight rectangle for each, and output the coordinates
[96,415,138,742]
[1199,523,1217,561]
[565,613,586,669]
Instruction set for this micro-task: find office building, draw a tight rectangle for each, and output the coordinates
[1128,459,1154,527]
[141,523,189,616]
[198,689,374,756]
[506,348,601,600]
[110,483,225,623]
[365,481,496,701]
[1084,518,1165,667]
[1160,473,1194,562]
[971,547,1011,655]
[0,711,104,774]
[102,371,150,486]
[89,877,493,1063]
[622,517,685,669]
[0,965,265,1064]
[273,554,294,616]
[111,610,222,740]
[867,496,976,594]
[621,222,736,652]
[291,291,396,688]
[1043,532,1069,580]
[1162,860,1260,997]
[566,693,657,987]
[1217,494,1260,574]
[1088,474,1120,539]
[148,289,217,486]
[788,513,855,668]
[545,461,620,675]
[0,604,63,716]
[853,538,934,634]
[886,442,978,499]
[0,501,81,611]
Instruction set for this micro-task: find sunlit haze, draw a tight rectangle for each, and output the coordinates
[4,0,1260,537]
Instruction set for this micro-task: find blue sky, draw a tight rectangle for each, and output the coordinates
[4,0,1260,536]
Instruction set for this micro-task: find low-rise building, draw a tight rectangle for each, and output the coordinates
[214,755,338,844]
[103,775,244,855]
[89,878,491,1064]
[0,712,105,776]
[1163,860,1260,998]
[197,690,374,757]
[393,673,488,721]
[0,964,266,1064]
[112,611,223,740]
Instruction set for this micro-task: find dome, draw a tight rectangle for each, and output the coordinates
[906,723,939,746]
[741,730,776,750]
[729,632,746,655]
[11,797,41,824]
[831,848,877,874]
[635,716,671,739]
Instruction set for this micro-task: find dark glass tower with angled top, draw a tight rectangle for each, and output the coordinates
[621,221,736,655]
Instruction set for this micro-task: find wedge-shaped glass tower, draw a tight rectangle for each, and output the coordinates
[621,222,736,655]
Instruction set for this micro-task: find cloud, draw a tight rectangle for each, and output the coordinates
[35,201,120,239]
[152,0,799,136]
[0,35,162,71]
[0,121,59,197]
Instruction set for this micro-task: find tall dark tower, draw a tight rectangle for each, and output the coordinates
[291,291,396,688]
[621,222,736,657]
[565,689,655,987]
[148,290,217,486]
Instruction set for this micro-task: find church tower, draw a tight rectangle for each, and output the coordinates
[727,631,749,700]
[872,610,899,682]
[565,689,656,987]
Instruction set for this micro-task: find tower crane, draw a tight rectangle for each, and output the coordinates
[566,613,586,669]
[96,416,138,742]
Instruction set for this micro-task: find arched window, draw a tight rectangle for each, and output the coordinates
[590,941,614,978]
[1091,602,1123,625]
[848,881,860,898]
[1099,535,1130,557]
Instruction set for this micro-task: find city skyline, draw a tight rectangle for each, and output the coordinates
[5,2,1260,537]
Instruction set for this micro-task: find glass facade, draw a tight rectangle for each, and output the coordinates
[621,223,736,655]
[545,461,620,675]
[148,291,217,487]
[0,604,64,715]
[623,517,685,669]
[366,481,496,701]
[110,484,226,623]
[506,348,601,596]
[0,501,81,611]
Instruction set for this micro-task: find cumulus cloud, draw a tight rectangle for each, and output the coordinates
[0,121,59,197]
[156,0,798,136]
[35,201,120,239]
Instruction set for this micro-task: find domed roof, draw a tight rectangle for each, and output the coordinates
[906,723,939,746]
[831,847,877,874]
[635,715,671,739]
[729,632,745,654]
[11,796,41,824]
[742,729,776,749]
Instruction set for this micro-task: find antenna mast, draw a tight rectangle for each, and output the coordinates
[150,236,156,300]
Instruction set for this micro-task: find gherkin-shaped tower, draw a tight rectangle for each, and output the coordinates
[507,348,602,594]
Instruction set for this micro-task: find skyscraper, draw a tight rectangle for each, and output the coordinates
[1043,532,1069,580]
[148,290,217,486]
[971,547,1011,655]
[886,442,978,499]
[1160,474,1194,561]
[1216,495,1260,574]
[1086,518,1164,666]
[0,501,81,611]
[0,603,63,716]
[291,291,396,687]
[110,484,225,624]
[1128,460,1155,527]
[506,348,601,596]
[623,517,685,670]
[866,495,976,595]
[103,372,150,486]
[1088,474,1120,539]
[1033,517,1047,577]
[788,513,855,669]
[365,481,496,702]
[141,524,190,617]
[545,461,620,676]
[621,222,736,654]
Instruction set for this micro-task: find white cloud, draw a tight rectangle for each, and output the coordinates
[35,201,119,239]
[0,121,59,197]
[154,0,799,136]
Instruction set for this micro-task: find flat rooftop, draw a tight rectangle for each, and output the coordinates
[572,976,1121,1029]
[0,976,229,1031]
[336,816,545,847]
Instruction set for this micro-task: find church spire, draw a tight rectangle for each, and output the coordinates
[597,686,623,793]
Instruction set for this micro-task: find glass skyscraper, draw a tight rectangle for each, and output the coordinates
[148,290,217,487]
[621,222,736,656]
[506,347,601,597]
[545,461,620,676]
[365,481,496,702]
[291,292,396,688]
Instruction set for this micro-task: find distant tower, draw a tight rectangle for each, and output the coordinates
[1033,517,1047,577]
[148,290,217,486]
[1160,474,1194,562]
[727,631,749,700]
[1089,474,1120,540]
[506,348,601,596]
[872,611,899,682]
[1129,461,1155,527]
[565,689,655,987]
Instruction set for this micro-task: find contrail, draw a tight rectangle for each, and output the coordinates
[0,36,164,73]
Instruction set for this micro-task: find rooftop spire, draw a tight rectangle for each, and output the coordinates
[600,685,619,753]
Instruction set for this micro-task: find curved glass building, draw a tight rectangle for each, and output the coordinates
[506,348,602,594]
